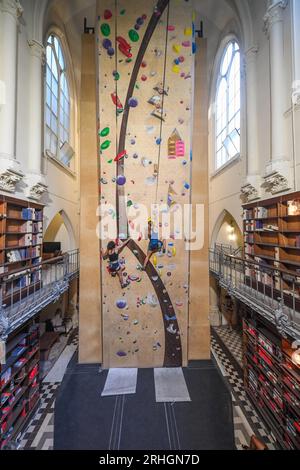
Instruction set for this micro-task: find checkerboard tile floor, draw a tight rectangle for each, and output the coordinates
[211,329,277,450]
[213,326,243,367]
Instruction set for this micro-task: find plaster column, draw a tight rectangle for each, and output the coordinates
[291,0,300,104]
[263,0,292,194]
[241,46,261,202]
[26,39,48,201]
[0,0,24,192]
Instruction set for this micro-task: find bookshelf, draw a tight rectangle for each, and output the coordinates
[243,318,300,450]
[0,196,44,304]
[243,192,300,308]
[0,322,40,449]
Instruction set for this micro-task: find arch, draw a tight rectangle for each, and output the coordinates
[210,209,243,249]
[44,210,76,251]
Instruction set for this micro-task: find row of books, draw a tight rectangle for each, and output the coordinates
[21,208,43,221]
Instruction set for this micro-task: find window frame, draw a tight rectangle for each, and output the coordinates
[44,33,72,166]
[215,39,241,172]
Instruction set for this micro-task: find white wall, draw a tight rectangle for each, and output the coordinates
[204,0,300,245]
[0,0,83,249]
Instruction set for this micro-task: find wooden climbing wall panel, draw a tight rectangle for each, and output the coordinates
[97,0,195,368]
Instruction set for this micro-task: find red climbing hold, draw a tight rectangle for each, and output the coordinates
[104,9,112,20]
[114,150,127,162]
[116,36,132,58]
[111,92,123,109]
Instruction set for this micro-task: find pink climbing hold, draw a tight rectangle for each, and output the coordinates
[104,9,112,20]
[141,74,147,81]
[182,40,191,47]
[167,25,175,31]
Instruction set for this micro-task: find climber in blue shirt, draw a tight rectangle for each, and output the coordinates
[143,218,166,269]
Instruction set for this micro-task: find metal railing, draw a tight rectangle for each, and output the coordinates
[210,249,300,340]
[214,243,243,257]
[0,249,79,339]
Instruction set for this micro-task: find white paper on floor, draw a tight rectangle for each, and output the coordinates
[154,368,191,402]
[43,344,77,383]
[101,368,138,396]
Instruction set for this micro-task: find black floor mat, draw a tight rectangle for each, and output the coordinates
[54,362,235,450]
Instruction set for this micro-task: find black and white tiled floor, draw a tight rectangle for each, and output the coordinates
[19,326,276,451]
[19,329,79,450]
[211,327,276,450]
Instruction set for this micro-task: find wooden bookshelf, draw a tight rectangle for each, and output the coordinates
[243,318,300,449]
[243,192,300,308]
[0,322,40,449]
[0,196,44,302]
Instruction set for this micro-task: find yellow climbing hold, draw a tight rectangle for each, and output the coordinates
[172,247,176,257]
[173,44,181,54]
[172,64,180,74]
[153,255,157,267]
[184,27,192,36]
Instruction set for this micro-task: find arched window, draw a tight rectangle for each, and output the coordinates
[215,40,241,170]
[45,34,70,162]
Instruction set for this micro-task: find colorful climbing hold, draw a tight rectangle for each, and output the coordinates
[168,25,175,31]
[184,27,192,36]
[128,97,138,108]
[116,299,127,309]
[104,9,112,20]
[129,29,139,42]
[172,64,180,74]
[173,44,181,53]
[101,140,111,150]
[117,175,126,186]
[182,40,191,47]
[141,74,147,81]
[113,71,120,80]
[116,351,127,357]
[100,127,110,137]
[114,151,127,162]
[103,38,112,49]
[101,23,111,37]
[107,47,115,56]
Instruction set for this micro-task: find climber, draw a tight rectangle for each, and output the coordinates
[101,239,130,289]
[143,218,166,269]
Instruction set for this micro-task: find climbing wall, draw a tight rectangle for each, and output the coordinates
[96,0,195,368]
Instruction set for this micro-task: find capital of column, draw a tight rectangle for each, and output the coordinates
[264,1,288,35]
[28,39,46,62]
[0,0,23,20]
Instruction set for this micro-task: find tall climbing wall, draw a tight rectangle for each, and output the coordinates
[96,0,195,368]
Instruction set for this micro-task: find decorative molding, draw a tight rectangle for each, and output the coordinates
[240,182,260,203]
[0,0,23,19]
[0,167,23,193]
[28,181,48,201]
[28,39,45,63]
[262,170,291,195]
[263,0,288,36]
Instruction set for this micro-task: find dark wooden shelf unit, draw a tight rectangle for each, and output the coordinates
[243,318,300,450]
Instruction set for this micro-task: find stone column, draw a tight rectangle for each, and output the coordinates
[241,46,261,202]
[263,0,292,194]
[26,39,48,201]
[0,0,24,192]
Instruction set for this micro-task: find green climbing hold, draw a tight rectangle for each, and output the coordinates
[129,29,139,42]
[100,127,110,137]
[120,9,126,15]
[101,140,111,150]
[107,159,113,164]
[127,200,133,207]
[101,23,111,37]
[113,72,120,81]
